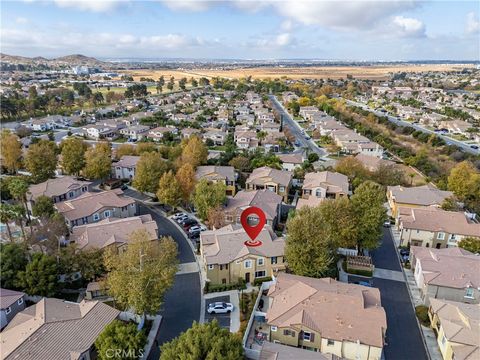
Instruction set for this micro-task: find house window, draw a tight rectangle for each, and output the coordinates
[257,258,265,266]
[437,232,445,240]
[244,260,252,269]
[465,288,474,298]
[315,189,322,197]
[5,307,11,315]
[208,264,215,270]
[255,271,266,278]
[225,264,228,270]
[271,257,278,265]
[68,192,74,198]
[279,186,285,192]
[271,326,277,332]
[449,234,457,242]
[303,331,312,342]
[17,298,23,305]
[93,213,100,221]
[327,339,334,346]
[104,210,111,218]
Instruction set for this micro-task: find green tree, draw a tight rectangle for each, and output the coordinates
[157,171,182,208]
[458,237,480,254]
[8,177,31,230]
[0,243,28,289]
[59,245,105,282]
[335,156,369,187]
[160,320,243,360]
[116,144,137,159]
[191,77,198,87]
[84,142,112,180]
[16,253,58,296]
[178,77,187,90]
[95,320,147,360]
[104,230,178,315]
[192,179,226,220]
[25,140,57,183]
[373,164,406,186]
[167,76,175,91]
[229,156,251,172]
[307,152,319,163]
[61,137,87,175]
[448,161,480,212]
[1,130,23,174]
[351,181,387,250]
[441,196,462,212]
[0,204,16,241]
[32,195,55,218]
[133,152,169,193]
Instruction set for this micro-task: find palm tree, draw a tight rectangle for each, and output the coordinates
[0,204,14,241]
[8,178,33,232]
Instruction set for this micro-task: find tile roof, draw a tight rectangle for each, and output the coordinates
[355,154,395,171]
[399,207,480,237]
[388,184,453,206]
[302,171,349,194]
[430,298,479,360]
[246,167,293,187]
[411,246,480,289]
[55,190,135,221]
[195,166,235,183]
[71,214,158,250]
[1,298,119,360]
[114,155,140,168]
[260,341,339,360]
[277,153,304,164]
[266,273,386,348]
[28,176,91,202]
[0,288,25,309]
[225,190,282,222]
[201,224,285,265]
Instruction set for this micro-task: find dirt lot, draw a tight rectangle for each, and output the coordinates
[121,64,474,81]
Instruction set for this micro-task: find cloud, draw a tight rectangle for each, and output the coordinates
[281,19,293,31]
[392,16,426,37]
[466,12,480,34]
[51,0,124,12]
[15,17,29,24]
[161,0,212,12]
[275,33,291,46]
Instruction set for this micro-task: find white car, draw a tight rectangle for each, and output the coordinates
[172,212,187,221]
[188,225,207,234]
[207,302,234,314]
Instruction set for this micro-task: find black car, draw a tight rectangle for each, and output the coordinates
[182,219,198,229]
[470,145,479,150]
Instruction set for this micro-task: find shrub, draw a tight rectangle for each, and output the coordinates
[253,277,273,286]
[415,305,430,327]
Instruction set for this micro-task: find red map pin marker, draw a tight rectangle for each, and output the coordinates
[240,206,266,247]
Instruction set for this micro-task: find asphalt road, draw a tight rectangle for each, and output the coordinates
[367,228,428,360]
[344,99,480,155]
[268,95,327,157]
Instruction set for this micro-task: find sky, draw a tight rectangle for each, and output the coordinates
[1,0,479,61]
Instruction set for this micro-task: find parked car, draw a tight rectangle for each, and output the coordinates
[352,281,373,287]
[189,231,200,240]
[207,302,233,314]
[182,219,198,229]
[120,184,128,191]
[383,221,391,228]
[172,212,187,221]
[175,214,189,223]
[188,225,206,234]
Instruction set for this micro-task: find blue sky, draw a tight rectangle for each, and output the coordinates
[1,0,479,60]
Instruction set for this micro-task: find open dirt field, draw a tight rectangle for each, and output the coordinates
[121,64,474,81]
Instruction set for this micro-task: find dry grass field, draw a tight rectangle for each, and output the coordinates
[121,64,474,81]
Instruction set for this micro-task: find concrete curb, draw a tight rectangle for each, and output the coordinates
[141,315,162,360]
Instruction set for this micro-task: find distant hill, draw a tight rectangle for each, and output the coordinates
[0,53,107,67]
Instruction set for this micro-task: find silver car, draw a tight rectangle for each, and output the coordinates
[207,302,233,314]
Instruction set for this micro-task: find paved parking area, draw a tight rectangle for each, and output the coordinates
[204,295,231,329]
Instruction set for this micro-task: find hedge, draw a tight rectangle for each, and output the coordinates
[204,279,247,294]
[415,305,430,326]
[253,276,272,286]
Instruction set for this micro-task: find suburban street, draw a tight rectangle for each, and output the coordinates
[344,98,480,155]
[350,228,428,360]
[269,95,327,157]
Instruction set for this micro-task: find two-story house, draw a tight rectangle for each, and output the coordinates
[387,184,453,219]
[195,166,236,196]
[0,289,26,330]
[200,224,286,285]
[234,130,259,150]
[27,176,92,213]
[297,171,349,209]
[55,189,137,228]
[398,207,480,248]
[264,273,387,360]
[119,124,150,141]
[411,246,480,305]
[224,190,283,228]
[112,155,140,180]
[246,166,292,202]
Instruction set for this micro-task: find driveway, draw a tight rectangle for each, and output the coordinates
[204,295,231,329]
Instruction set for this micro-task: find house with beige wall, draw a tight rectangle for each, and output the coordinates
[411,246,480,305]
[398,208,480,249]
[297,171,349,209]
[428,298,479,360]
[195,165,236,196]
[246,166,292,202]
[262,273,387,360]
[387,184,453,219]
[200,224,286,285]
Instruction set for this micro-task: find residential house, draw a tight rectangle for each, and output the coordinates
[428,298,479,360]
[264,273,387,360]
[299,106,320,120]
[278,153,305,172]
[27,176,92,212]
[259,342,340,360]
[83,123,121,140]
[55,190,137,228]
[235,130,259,150]
[113,155,140,180]
[297,171,349,209]
[439,120,472,138]
[203,128,228,146]
[355,154,395,172]
[0,289,25,330]
[71,214,158,251]
[411,246,480,305]
[146,126,175,142]
[200,224,286,285]
[119,124,150,140]
[224,190,283,227]
[282,92,299,104]
[0,298,120,360]
[246,166,292,201]
[195,165,236,196]
[181,127,201,139]
[398,208,480,248]
[387,184,453,219]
